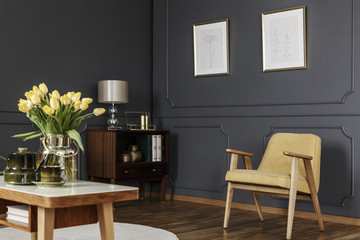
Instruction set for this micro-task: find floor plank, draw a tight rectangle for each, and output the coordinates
[114,199,360,240]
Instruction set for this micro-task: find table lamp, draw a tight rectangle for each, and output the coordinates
[98,80,129,130]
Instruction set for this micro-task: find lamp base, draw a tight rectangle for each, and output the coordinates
[107,126,122,130]
[107,103,120,129]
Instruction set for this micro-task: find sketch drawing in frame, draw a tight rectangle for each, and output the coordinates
[262,6,306,72]
[193,19,229,77]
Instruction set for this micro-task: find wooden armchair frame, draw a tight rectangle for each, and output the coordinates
[223,148,324,239]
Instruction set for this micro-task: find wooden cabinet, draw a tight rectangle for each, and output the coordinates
[87,129,169,201]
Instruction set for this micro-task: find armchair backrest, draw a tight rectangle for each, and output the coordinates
[258,133,321,192]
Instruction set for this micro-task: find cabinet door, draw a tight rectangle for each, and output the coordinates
[88,131,117,179]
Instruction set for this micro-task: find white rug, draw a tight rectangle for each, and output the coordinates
[0,222,179,240]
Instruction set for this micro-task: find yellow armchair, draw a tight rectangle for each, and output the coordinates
[223,133,324,239]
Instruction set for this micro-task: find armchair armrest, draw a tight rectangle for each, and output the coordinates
[226,149,253,170]
[283,151,312,160]
[226,149,253,157]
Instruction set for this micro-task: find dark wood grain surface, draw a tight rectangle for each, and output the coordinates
[114,199,360,240]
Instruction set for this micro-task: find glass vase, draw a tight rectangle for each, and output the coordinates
[37,134,78,182]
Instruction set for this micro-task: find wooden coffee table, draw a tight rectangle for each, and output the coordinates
[0,176,138,240]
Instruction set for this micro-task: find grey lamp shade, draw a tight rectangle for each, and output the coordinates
[98,80,129,104]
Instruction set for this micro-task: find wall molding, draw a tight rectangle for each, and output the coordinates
[0,122,33,126]
[264,126,355,207]
[169,125,229,193]
[164,0,356,108]
[154,113,360,119]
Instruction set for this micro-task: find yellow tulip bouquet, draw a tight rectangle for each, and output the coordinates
[13,83,105,151]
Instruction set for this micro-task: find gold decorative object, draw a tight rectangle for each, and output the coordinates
[129,145,139,151]
[121,153,132,163]
[129,145,142,162]
[125,111,156,131]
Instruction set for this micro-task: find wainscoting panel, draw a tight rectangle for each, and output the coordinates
[156,116,360,218]
[169,126,229,193]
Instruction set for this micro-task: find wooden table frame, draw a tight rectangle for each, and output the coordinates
[0,180,138,240]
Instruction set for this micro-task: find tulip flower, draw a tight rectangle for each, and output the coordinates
[67,91,75,99]
[50,90,60,100]
[82,98,93,104]
[18,99,33,113]
[50,97,59,111]
[42,105,55,115]
[24,90,34,101]
[72,92,81,102]
[33,86,44,99]
[93,108,106,116]
[30,92,41,105]
[39,83,48,95]
[73,100,81,111]
[80,102,88,111]
[60,95,71,105]
[15,82,109,154]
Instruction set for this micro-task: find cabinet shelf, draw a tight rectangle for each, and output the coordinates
[87,129,169,201]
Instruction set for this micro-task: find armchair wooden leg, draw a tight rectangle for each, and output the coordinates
[303,161,324,231]
[286,158,299,240]
[252,192,264,222]
[223,182,234,229]
[311,191,324,231]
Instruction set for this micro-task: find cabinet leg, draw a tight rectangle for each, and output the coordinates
[110,179,116,184]
[160,176,166,201]
[90,176,95,181]
[139,182,145,199]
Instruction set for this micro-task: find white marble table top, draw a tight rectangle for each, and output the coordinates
[0,176,137,197]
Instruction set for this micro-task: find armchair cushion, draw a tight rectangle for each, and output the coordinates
[258,133,321,193]
[225,169,310,194]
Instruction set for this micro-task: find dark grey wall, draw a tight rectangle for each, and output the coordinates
[153,0,360,218]
[0,0,153,179]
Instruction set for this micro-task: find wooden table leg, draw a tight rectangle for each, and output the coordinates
[97,202,114,240]
[37,207,55,240]
[31,232,37,240]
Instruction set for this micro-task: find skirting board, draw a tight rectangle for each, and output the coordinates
[145,192,360,227]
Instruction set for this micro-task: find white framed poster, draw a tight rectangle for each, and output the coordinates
[193,19,229,77]
[262,6,306,72]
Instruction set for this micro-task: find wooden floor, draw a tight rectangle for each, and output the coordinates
[114,198,360,240]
